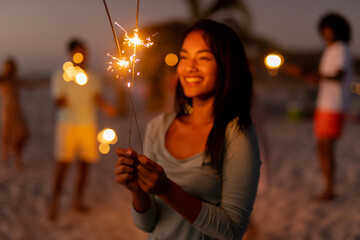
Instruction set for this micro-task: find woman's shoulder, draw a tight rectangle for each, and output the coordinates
[226,118,257,142]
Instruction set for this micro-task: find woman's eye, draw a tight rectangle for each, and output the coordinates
[199,56,211,61]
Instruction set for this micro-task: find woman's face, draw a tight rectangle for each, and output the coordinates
[177,31,218,100]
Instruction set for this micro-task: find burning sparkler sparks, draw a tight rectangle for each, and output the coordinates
[102,0,153,152]
[106,24,154,80]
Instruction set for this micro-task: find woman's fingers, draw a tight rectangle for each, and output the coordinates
[137,154,160,171]
[115,155,135,167]
[116,148,138,158]
[115,172,134,183]
[114,164,134,174]
[136,155,170,194]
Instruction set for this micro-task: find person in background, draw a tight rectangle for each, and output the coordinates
[114,19,261,239]
[285,13,352,201]
[0,58,29,172]
[313,13,352,200]
[48,39,117,221]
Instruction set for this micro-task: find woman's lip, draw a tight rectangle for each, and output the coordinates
[185,77,202,83]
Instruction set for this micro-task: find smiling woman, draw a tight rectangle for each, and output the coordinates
[114,19,260,240]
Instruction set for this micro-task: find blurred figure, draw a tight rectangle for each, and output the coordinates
[0,58,29,172]
[314,13,352,200]
[284,13,352,201]
[48,39,117,221]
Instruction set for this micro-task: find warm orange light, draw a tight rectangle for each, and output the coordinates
[63,72,72,82]
[73,53,84,64]
[97,128,117,145]
[99,143,110,154]
[103,129,116,142]
[75,72,88,85]
[265,54,284,69]
[63,61,73,71]
[165,53,178,66]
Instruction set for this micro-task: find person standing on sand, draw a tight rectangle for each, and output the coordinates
[313,13,352,200]
[48,39,117,221]
[0,58,29,172]
[284,13,352,201]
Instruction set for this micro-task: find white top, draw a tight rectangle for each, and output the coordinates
[132,113,261,240]
[317,41,353,112]
[51,69,100,125]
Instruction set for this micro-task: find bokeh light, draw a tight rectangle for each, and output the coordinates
[73,53,84,64]
[63,61,73,71]
[103,128,116,142]
[97,128,118,154]
[75,72,88,85]
[265,54,284,69]
[165,53,179,66]
[99,143,110,154]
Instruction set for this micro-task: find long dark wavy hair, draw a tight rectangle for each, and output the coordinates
[174,19,253,175]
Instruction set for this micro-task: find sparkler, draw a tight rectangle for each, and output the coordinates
[102,0,153,153]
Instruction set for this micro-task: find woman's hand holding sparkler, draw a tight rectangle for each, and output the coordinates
[115,148,142,193]
[115,148,170,195]
[135,155,170,195]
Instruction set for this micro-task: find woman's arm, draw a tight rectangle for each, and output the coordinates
[192,126,261,239]
[115,148,157,232]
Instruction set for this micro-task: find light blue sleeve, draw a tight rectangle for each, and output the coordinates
[192,124,261,240]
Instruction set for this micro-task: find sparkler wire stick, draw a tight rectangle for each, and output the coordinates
[102,0,143,153]
[102,0,122,58]
[128,0,143,153]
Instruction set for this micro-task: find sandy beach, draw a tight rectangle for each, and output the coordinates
[0,80,359,240]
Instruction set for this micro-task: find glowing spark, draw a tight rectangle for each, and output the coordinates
[107,54,130,74]
[114,23,154,49]
[124,28,153,48]
[102,0,150,153]
[115,22,128,34]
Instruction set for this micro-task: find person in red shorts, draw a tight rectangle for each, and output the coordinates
[313,13,352,200]
[283,13,352,201]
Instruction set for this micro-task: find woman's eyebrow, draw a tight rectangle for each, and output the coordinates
[179,49,212,54]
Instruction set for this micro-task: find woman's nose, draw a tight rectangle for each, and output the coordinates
[186,59,198,72]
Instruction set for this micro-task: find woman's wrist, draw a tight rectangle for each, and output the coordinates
[132,191,151,213]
